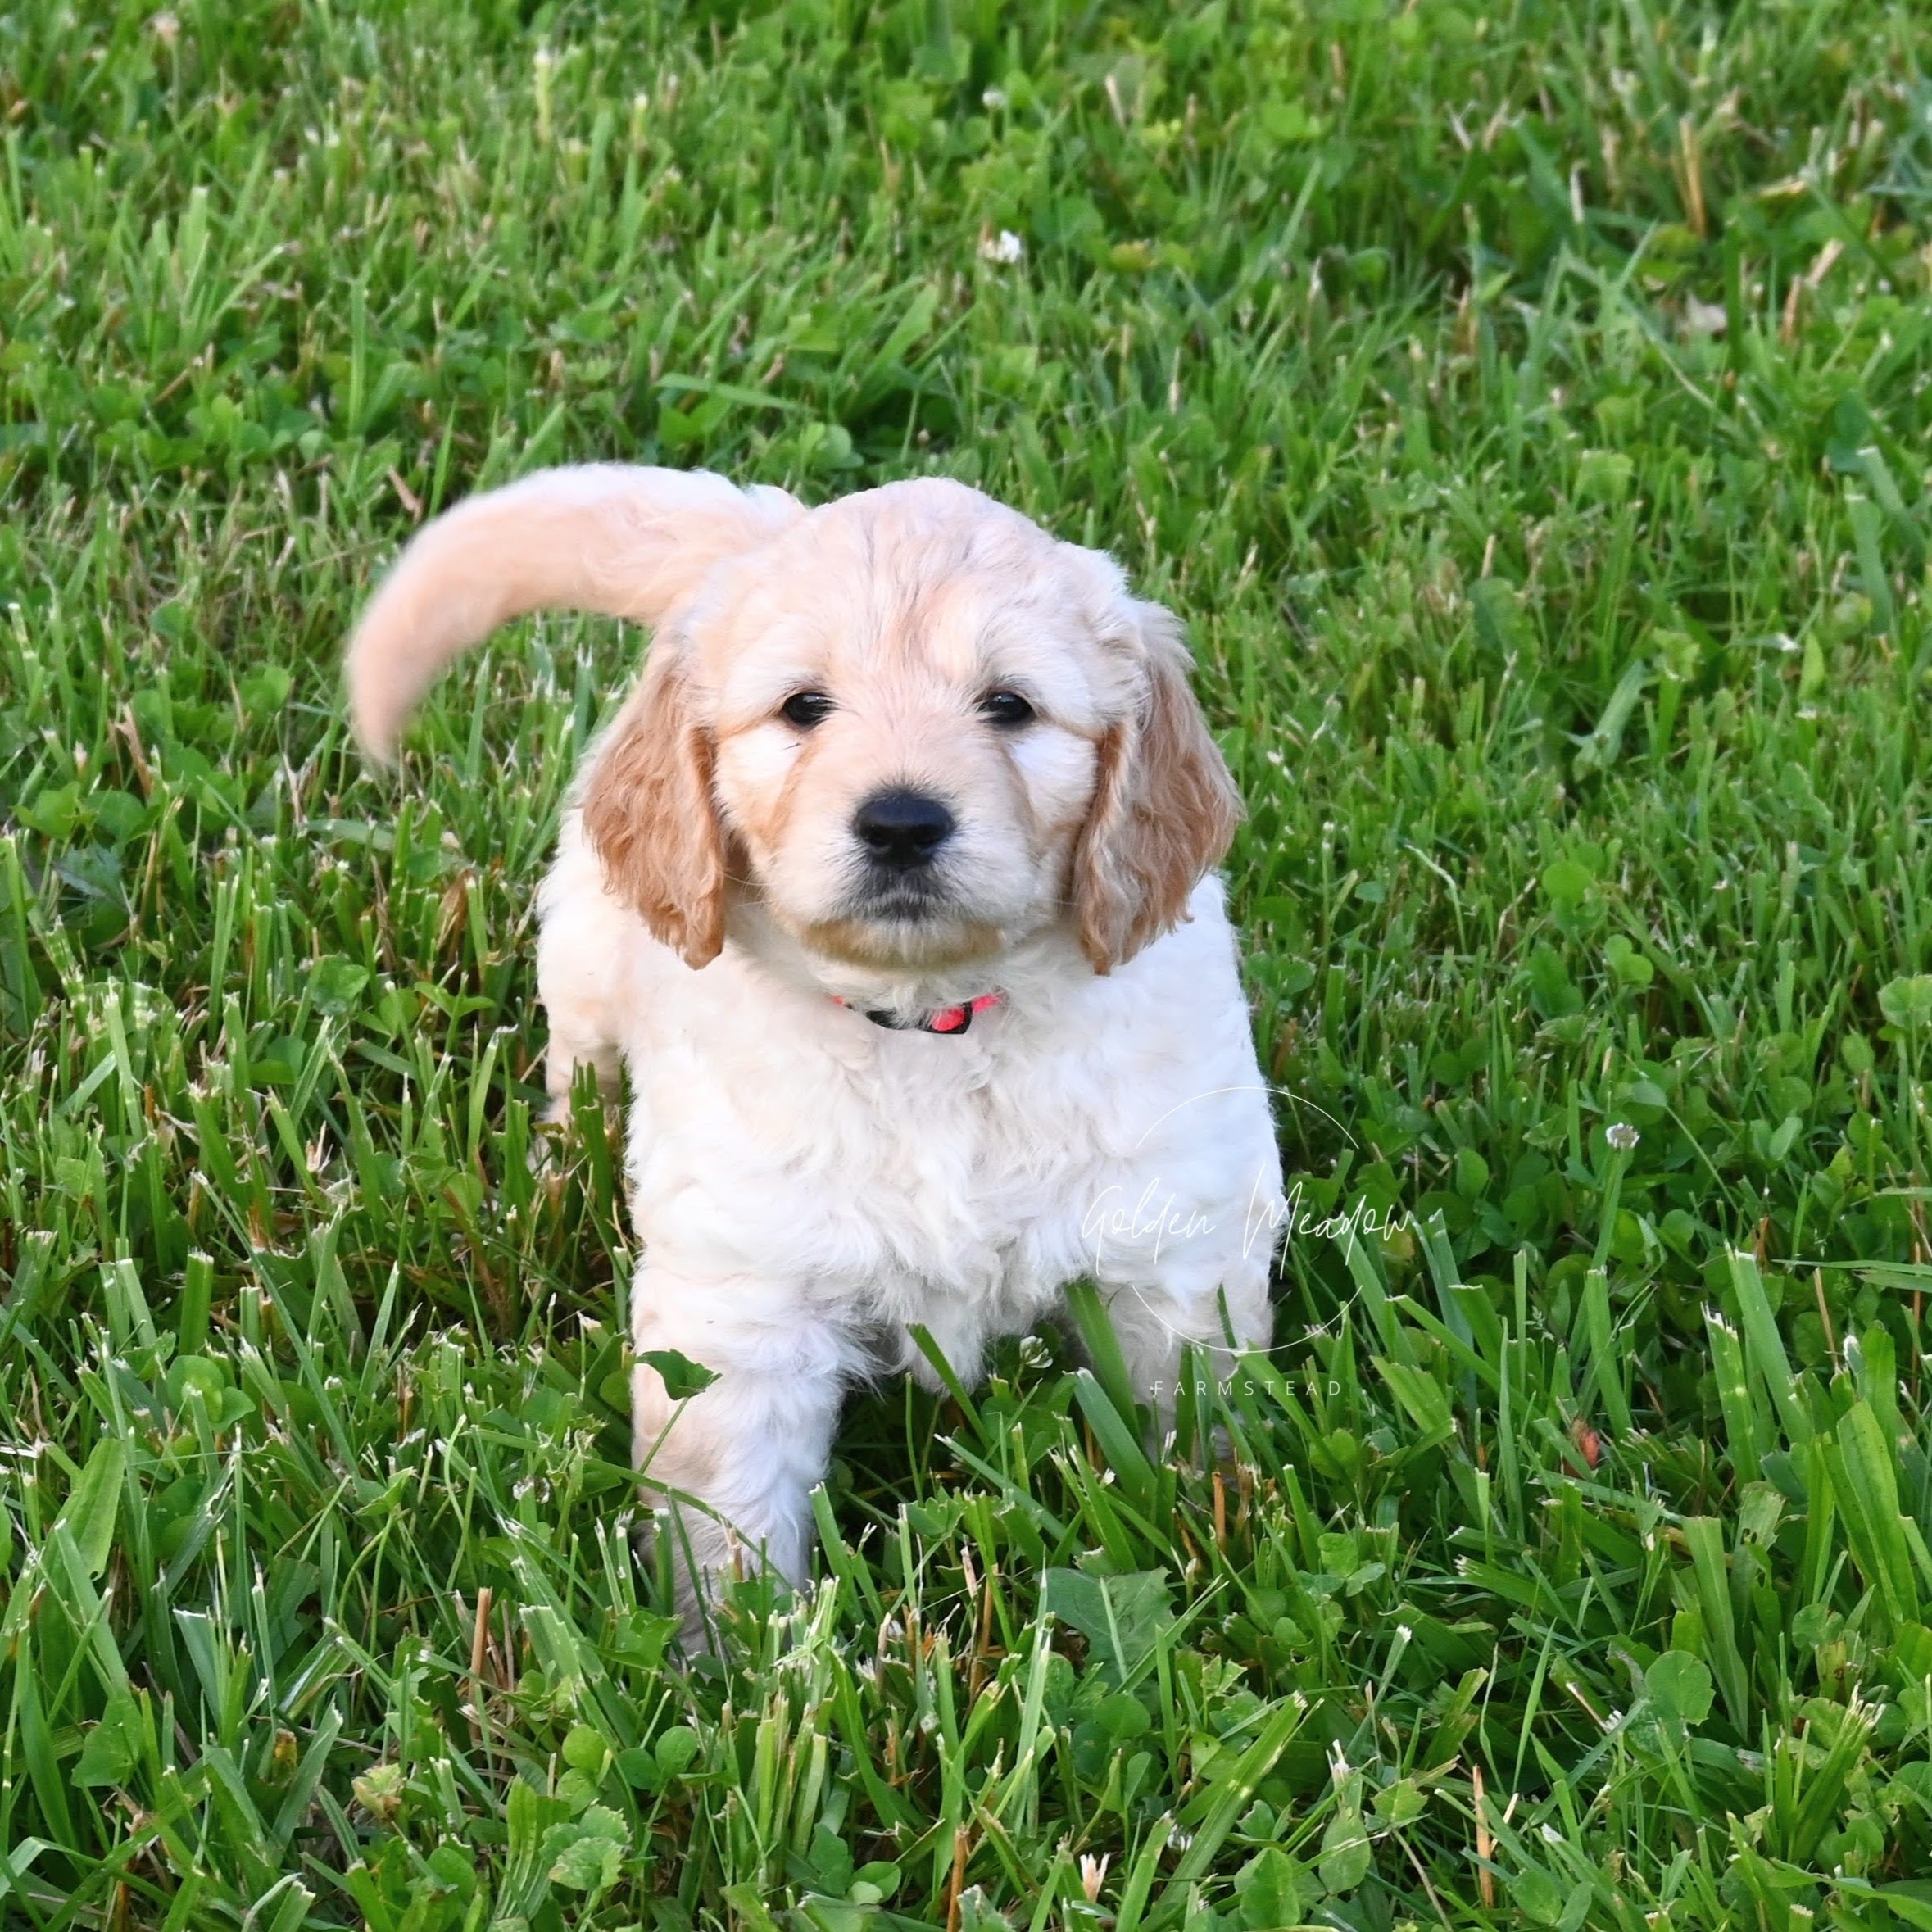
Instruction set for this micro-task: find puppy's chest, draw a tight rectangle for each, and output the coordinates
[629,1034,1133,1302]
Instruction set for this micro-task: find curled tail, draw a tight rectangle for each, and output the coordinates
[344,464,800,761]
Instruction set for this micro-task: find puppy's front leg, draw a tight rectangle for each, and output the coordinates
[535,814,630,1127]
[630,1273,851,1641]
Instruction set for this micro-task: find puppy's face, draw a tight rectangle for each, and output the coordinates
[697,487,1136,971]
[583,478,1238,984]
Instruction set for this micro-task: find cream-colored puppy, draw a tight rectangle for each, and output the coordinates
[347,465,1284,1632]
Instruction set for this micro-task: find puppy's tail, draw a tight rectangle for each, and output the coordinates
[345,465,800,762]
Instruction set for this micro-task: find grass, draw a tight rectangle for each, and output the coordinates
[4,0,1932,1924]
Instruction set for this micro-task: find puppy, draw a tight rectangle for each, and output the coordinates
[346,465,1285,1632]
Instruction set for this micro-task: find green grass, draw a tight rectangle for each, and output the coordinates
[5,0,1932,1925]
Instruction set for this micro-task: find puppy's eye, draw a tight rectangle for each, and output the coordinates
[780,691,835,728]
[979,689,1035,728]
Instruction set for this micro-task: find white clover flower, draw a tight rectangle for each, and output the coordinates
[979,229,1025,265]
[982,87,1009,111]
[1607,1122,1640,1152]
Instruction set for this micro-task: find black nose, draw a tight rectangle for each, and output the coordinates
[854,788,955,869]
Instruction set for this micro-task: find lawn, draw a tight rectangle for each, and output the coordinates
[5,0,1932,1925]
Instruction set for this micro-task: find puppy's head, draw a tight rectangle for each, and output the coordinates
[583,478,1239,981]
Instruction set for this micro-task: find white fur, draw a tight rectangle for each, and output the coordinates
[347,464,1286,1637]
[539,821,1281,1615]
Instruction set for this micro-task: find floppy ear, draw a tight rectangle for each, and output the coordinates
[579,644,728,968]
[1072,603,1241,973]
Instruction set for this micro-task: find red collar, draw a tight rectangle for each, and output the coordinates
[832,991,1002,1036]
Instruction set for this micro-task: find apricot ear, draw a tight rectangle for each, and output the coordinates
[579,647,728,968]
[1072,604,1240,973]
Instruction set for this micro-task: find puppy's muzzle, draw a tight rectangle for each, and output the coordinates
[853,787,955,873]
